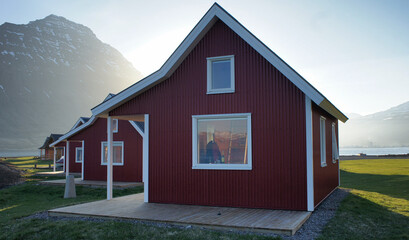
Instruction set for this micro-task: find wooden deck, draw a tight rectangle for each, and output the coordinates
[40,178,143,188]
[49,193,311,235]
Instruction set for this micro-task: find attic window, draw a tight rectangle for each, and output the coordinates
[207,55,235,94]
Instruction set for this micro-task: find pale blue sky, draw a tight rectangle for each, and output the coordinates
[1,0,408,116]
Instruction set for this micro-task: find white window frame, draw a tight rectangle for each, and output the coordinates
[101,141,124,166]
[332,122,339,163]
[113,119,118,133]
[207,55,235,94]
[320,116,327,167]
[192,113,252,170]
[75,147,83,163]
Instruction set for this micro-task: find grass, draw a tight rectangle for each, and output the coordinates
[0,157,279,240]
[318,159,409,240]
[2,157,408,239]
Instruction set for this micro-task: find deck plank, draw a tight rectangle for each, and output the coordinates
[49,193,310,236]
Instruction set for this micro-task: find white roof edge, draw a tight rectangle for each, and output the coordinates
[91,3,347,122]
[50,116,97,147]
[71,117,86,131]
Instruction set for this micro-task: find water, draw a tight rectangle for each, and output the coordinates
[0,150,39,157]
[340,147,409,156]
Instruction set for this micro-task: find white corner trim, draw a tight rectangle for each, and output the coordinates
[90,4,346,122]
[305,96,314,212]
[50,116,97,147]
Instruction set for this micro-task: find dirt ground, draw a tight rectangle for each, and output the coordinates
[0,160,22,189]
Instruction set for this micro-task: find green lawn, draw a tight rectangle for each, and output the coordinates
[2,156,55,177]
[318,159,409,240]
[0,157,278,240]
[2,157,408,239]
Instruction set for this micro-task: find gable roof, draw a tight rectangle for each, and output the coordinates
[39,134,63,149]
[71,117,91,130]
[91,3,347,122]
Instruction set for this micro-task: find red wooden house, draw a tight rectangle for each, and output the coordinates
[39,134,63,160]
[94,4,347,211]
[51,114,143,182]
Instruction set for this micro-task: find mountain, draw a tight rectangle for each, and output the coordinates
[340,101,409,147]
[0,14,142,152]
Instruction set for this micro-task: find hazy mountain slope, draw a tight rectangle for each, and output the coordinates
[0,15,142,151]
[340,101,409,147]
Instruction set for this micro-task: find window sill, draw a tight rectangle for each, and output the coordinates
[206,89,235,95]
[192,164,252,170]
[101,163,124,166]
[321,163,327,167]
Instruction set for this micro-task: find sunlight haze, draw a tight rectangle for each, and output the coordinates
[1,0,408,116]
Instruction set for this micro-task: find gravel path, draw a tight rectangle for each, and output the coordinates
[25,188,349,239]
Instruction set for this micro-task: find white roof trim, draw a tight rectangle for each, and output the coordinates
[71,117,87,131]
[50,116,97,147]
[91,3,347,122]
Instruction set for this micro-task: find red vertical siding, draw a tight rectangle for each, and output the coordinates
[68,118,143,182]
[67,141,82,173]
[111,20,307,210]
[312,103,339,206]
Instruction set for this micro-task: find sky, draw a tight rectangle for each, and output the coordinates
[0,0,408,116]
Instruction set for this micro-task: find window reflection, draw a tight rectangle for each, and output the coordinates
[198,118,248,164]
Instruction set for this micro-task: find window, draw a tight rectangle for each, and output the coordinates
[101,141,124,166]
[75,147,83,163]
[332,123,339,163]
[113,119,118,133]
[192,113,252,170]
[207,55,235,94]
[320,116,326,167]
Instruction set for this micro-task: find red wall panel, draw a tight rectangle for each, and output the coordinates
[111,20,307,210]
[68,118,143,182]
[67,141,82,173]
[312,103,339,206]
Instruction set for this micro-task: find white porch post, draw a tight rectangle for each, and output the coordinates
[305,96,314,211]
[81,140,85,181]
[66,141,70,178]
[53,147,56,172]
[107,117,114,200]
[143,114,149,203]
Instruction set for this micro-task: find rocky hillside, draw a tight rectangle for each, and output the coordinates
[0,15,142,151]
[340,101,409,147]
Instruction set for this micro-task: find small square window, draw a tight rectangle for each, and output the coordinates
[101,141,124,166]
[75,147,83,163]
[207,55,235,94]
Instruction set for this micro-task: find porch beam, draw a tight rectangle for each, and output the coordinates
[143,114,149,203]
[81,140,85,181]
[66,141,70,178]
[53,147,56,172]
[107,117,114,200]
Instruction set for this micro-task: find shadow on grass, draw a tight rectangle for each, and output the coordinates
[319,191,409,240]
[340,170,409,201]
